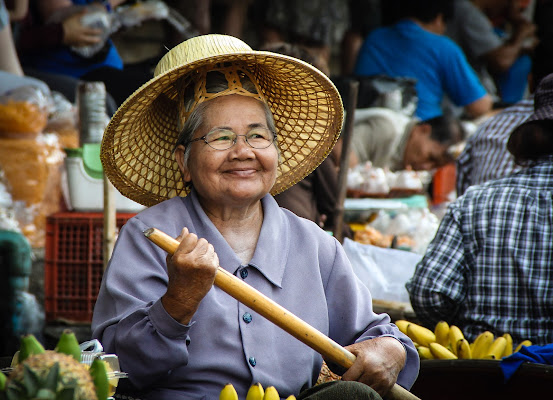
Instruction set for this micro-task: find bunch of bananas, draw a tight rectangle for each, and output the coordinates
[395,320,532,361]
[219,382,297,400]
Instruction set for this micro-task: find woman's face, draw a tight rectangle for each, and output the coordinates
[176,95,279,209]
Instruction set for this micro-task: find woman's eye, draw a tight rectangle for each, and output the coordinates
[213,135,232,141]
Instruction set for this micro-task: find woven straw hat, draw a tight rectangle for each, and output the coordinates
[101,34,343,207]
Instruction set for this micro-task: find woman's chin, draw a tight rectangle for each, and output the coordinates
[225,189,266,204]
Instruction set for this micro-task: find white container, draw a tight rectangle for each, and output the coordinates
[64,156,145,213]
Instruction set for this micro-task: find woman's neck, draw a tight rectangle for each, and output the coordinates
[203,200,264,264]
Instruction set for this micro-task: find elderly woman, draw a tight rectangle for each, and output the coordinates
[92,35,419,400]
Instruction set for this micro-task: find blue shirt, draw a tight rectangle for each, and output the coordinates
[407,158,553,345]
[92,190,419,399]
[354,20,487,120]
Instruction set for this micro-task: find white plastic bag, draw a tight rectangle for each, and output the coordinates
[343,238,421,303]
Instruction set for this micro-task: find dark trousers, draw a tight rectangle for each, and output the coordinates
[298,381,383,400]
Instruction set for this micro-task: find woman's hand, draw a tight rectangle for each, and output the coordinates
[342,337,406,397]
[162,227,219,324]
[62,10,103,47]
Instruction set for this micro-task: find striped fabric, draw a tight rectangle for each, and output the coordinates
[456,98,534,195]
[407,158,553,345]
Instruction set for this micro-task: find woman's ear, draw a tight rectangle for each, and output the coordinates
[175,144,192,183]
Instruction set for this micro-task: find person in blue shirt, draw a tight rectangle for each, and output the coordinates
[354,0,493,121]
[16,0,151,107]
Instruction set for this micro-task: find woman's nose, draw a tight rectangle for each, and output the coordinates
[229,135,254,156]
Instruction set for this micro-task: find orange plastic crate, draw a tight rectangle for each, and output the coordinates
[45,212,135,322]
[432,164,457,205]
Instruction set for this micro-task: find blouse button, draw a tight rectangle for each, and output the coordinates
[249,357,256,367]
[240,269,248,279]
[243,312,252,323]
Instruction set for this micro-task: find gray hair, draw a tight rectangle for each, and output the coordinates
[174,71,277,166]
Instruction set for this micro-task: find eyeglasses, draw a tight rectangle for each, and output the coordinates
[186,127,276,150]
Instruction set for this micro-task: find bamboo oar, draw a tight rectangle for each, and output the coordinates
[143,227,420,400]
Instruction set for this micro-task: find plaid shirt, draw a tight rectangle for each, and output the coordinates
[407,157,553,345]
[456,98,534,195]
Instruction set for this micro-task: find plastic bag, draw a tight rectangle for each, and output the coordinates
[12,291,45,339]
[115,0,169,28]
[343,238,421,303]
[0,134,65,247]
[0,85,51,135]
[45,91,79,149]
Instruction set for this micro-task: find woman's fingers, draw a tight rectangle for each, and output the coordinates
[341,338,405,396]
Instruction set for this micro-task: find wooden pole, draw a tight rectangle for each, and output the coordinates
[143,227,420,400]
[103,175,116,270]
[334,80,359,243]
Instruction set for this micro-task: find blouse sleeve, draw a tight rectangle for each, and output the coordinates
[91,217,193,390]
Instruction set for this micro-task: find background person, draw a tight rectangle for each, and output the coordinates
[92,35,419,400]
[406,72,553,345]
[351,108,466,172]
[354,0,493,121]
[447,0,538,105]
[15,0,151,107]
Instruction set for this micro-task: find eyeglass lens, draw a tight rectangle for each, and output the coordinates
[205,128,274,150]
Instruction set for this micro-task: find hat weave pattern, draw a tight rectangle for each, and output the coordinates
[101,35,343,206]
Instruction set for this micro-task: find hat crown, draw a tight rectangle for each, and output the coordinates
[154,35,253,77]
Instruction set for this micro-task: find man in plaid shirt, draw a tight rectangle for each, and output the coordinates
[406,72,553,345]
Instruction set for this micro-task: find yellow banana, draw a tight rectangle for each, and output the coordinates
[89,358,110,400]
[394,320,411,335]
[456,338,472,359]
[406,323,436,347]
[515,340,532,353]
[285,396,297,400]
[429,342,458,360]
[486,337,507,360]
[502,333,513,357]
[417,346,434,360]
[448,326,464,356]
[246,383,265,400]
[434,321,450,347]
[471,331,494,359]
[263,386,280,400]
[103,359,119,397]
[219,383,239,400]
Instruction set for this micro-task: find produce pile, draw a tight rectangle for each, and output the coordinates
[219,382,296,400]
[396,320,532,360]
[0,330,113,400]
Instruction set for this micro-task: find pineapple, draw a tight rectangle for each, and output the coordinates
[4,351,97,400]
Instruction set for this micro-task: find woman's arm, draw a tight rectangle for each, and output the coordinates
[92,218,197,389]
